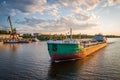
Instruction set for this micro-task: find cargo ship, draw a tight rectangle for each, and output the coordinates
[47,33,107,62]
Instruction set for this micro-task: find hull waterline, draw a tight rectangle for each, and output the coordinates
[48,42,107,62]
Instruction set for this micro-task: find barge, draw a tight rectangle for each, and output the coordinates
[47,34,107,62]
[3,40,31,44]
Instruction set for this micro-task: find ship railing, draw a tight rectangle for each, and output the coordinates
[47,40,80,44]
[80,40,105,48]
[47,40,63,44]
[47,39,106,45]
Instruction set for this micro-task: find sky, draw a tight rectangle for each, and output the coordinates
[0,0,120,35]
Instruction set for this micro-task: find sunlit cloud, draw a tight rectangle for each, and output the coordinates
[0,0,120,34]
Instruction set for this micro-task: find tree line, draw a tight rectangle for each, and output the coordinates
[0,30,120,40]
[22,34,120,41]
[0,30,10,34]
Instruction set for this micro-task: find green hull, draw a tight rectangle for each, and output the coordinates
[48,43,83,55]
[47,42,107,61]
[47,34,107,62]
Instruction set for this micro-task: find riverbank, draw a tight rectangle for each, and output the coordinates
[0,34,10,39]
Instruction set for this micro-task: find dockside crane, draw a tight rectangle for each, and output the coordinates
[8,16,18,40]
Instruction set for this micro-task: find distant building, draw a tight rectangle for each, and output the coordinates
[33,33,41,38]
[18,33,23,37]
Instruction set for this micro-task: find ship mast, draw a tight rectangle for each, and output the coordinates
[70,28,72,40]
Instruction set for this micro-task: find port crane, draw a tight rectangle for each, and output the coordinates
[3,16,30,43]
[8,16,18,40]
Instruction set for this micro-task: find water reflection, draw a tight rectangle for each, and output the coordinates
[48,56,95,80]
[47,39,120,80]
[0,39,120,80]
[0,43,19,53]
[0,42,3,47]
[48,47,107,80]
[9,44,18,52]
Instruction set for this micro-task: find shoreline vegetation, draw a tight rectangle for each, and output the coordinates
[0,30,120,41]
[0,30,10,34]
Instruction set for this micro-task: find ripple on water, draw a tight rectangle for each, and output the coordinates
[0,39,120,80]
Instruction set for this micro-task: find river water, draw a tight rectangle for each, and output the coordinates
[0,38,120,80]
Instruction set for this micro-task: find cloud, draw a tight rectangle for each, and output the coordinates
[49,9,59,17]
[75,13,91,21]
[47,0,101,11]
[0,0,120,16]
[101,0,120,7]
[0,0,120,33]
[16,17,49,27]
[0,0,58,16]
[15,12,98,33]
[116,5,120,9]
[0,24,9,30]
[108,0,120,5]
[0,1,10,16]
